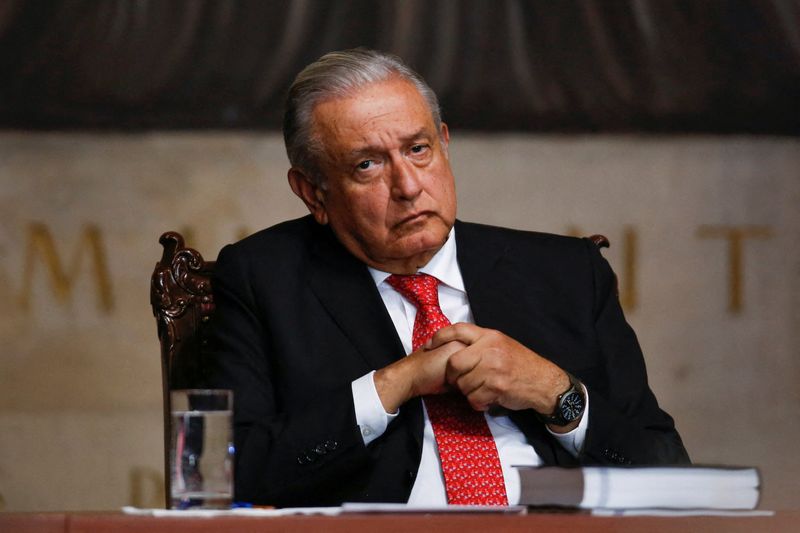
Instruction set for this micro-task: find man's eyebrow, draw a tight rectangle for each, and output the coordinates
[346,129,434,158]
[347,147,376,159]
[402,128,432,143]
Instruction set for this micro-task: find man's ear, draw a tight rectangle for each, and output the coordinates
[439,122,451,157]
[288,168,328,225]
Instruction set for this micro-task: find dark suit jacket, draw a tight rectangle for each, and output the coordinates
[209,215,689,507]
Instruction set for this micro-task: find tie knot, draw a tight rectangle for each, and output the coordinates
[386,273,441,309]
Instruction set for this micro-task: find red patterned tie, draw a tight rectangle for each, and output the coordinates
[386,273,508,506]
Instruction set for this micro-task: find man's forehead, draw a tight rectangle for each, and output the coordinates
[311,81,438,154]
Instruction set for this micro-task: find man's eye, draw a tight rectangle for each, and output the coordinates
[410,144,428,154]
[357,160,373,170]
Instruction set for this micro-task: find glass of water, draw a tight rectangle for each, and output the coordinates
[170,389,234,509]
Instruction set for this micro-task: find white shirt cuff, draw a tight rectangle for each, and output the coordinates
[351,370,398,446]
[546,383,590,457]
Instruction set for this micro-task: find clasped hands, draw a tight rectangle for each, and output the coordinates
[374,323,577,432]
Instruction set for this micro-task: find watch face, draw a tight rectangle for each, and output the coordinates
[560,391,585,422]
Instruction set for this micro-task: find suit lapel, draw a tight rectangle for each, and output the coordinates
[455,220,522,333]
[455,220,506,308]
[307,224,406,372]
[307,224,425,452]
[456,221,551,343]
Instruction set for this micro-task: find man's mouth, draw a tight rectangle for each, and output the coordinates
[396,211,432,227]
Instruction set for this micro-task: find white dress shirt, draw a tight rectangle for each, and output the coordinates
[351,227,589,505]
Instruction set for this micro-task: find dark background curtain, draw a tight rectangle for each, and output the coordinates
[1,0,798,133]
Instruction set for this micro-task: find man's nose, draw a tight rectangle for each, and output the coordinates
[390,157,423,201]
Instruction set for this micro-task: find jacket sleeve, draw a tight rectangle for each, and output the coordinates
[577,238,691,466]
[208,244,373,506]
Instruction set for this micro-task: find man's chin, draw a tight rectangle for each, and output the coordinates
[392,230,450,262]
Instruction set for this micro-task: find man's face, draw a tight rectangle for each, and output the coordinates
[290,78,457,274]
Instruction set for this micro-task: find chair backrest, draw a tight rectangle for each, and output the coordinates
[150,231,215,508]
[587,234,617,295]
[588,234,610,250]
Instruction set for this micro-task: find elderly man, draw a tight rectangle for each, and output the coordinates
[210,48,689,507]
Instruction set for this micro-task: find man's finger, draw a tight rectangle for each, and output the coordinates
[424,339,465,359]
[426,322,483,349]
[453,371,484,398]
[464,386,498,412]
[445,347,481,385]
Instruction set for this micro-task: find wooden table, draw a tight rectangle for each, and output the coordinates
[2,510,797,533]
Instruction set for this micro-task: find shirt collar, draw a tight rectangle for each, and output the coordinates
[368,227,465,293]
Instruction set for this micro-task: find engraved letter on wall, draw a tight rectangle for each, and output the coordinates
[18,223,114,312]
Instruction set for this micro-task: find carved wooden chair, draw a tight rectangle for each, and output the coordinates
[589,234,609,251]
[150,231,216,508]
[149,230,609,507]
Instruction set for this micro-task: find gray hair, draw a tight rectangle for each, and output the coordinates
[283,48,442,182]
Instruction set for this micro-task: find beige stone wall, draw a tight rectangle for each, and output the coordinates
[1,132,797,511]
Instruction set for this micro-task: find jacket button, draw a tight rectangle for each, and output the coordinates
[314,444,327,456]
[325,440,338,451]
[297,452,315,465]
